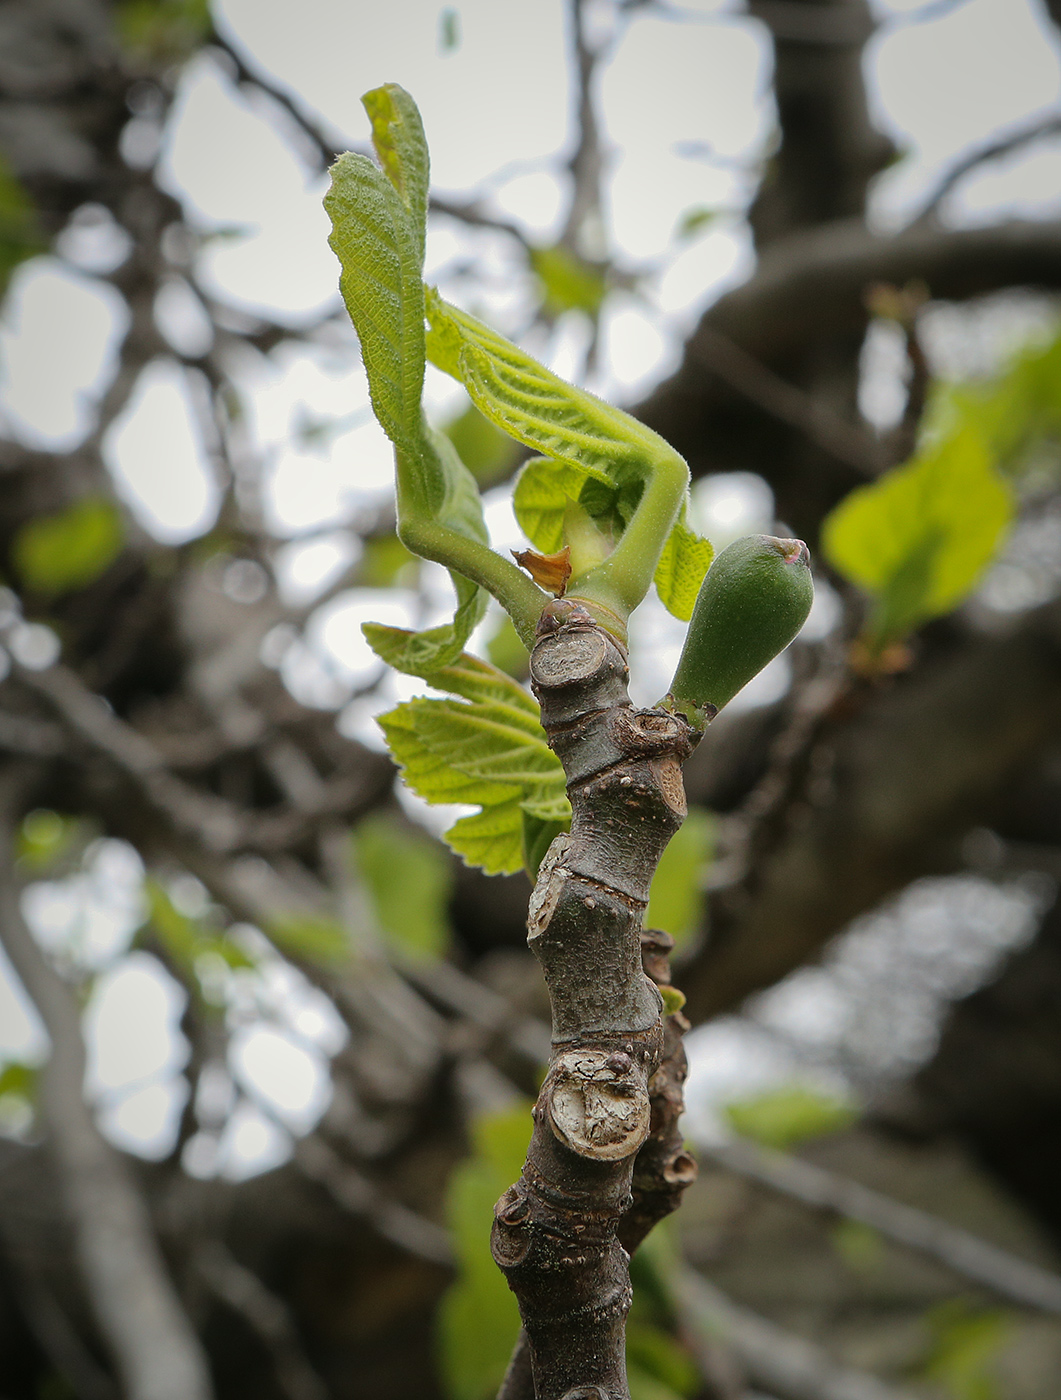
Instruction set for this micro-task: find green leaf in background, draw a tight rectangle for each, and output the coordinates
[723,1084,857,1151]
[365,625,568,876]
[675,206,722,241]
[831,1218,885,1274]
[439,6,461,52]
[13,497,124,595]
[144,880,256,1005]
[353,812,452,961]
[438,1104,530,1400]
[822,429,1014,648]
[267,914,352,967]
[931,325,1061,480]
[0,1060,38,1134]
[442,400,522,483]
[626,1224,702,1400]
[117,0,210,60]
[17,809,82,872]
[0,154,43,298]
[627,1322,700,1400]
[645,807,714,950]
[357,533,418,587]
[529,243,608,317]
[484,612,529,680]
[0,1061,38,1102]
[920,1300,1011,1400]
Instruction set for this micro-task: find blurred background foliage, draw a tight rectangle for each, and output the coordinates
[3,1,1061,1398]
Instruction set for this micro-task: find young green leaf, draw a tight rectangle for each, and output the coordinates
[512,453,712,620]
[325,89,542,652]
[324,143,426,462]
[425,288,691,621]
[361,84,429,241]
[353,812,452,962]
[363,623,541,712]
[822,428,1014,649]
[652,503,714,622]
[365,627,568,876]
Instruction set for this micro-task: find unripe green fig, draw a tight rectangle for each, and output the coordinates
[661,534,813,729]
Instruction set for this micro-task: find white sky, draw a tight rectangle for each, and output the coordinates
[1,0,1060,1171]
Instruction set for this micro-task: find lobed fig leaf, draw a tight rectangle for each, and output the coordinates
[662,534,813,729]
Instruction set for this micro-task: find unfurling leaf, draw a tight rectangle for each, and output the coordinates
[364,625,568,876]
[324,86,490,667]
[652,504,714,622]
[425,288,669,481]
[426,289,692,620]
[512,453,711,620]
[664,535,813,729]
[822,428,1013,650]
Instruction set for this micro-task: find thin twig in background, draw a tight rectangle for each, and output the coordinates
[700,1135,1061,1315]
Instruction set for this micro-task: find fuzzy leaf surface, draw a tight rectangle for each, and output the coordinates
[324,148,425,460]
[324,89,489,667]
[426,289,674,479]
[367,627,567,875]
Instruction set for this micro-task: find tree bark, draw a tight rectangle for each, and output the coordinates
[491,602,697,1400]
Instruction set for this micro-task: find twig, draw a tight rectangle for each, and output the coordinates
[913,113,1061,225]
[699,1135,1061,1315]
[688,326,887,477]
[676,1265,917,1400]
[294,1135,454,1268]
[8,651,246,852]
[0,775,214,1400]
[194,1240,328,1400]
[209,31,338,169]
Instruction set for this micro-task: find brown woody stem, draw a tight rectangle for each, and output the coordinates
[492,601,697,1400]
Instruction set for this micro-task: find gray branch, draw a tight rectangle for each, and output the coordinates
[676,1265,917,1400]
[701,1136,1061,1315]
[0,779,213,1400]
